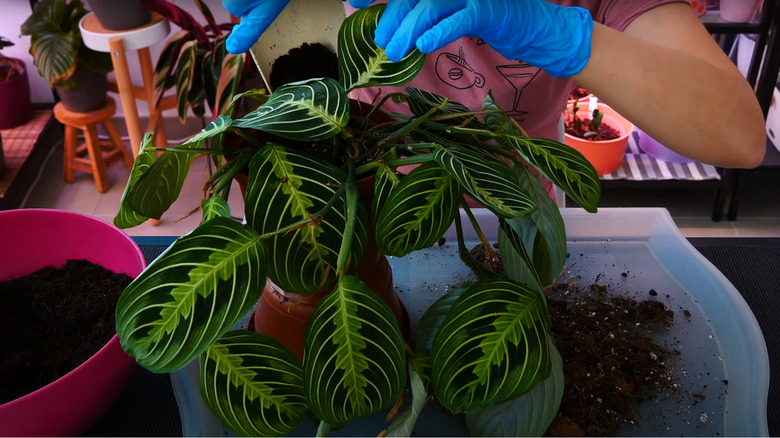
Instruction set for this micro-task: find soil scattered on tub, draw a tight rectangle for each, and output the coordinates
[470,243,679,436]
[0,260,133,405]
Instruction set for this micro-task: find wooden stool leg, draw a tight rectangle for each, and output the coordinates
[84,124,109,193]
[102,119,134,169]
[63,125,78,184]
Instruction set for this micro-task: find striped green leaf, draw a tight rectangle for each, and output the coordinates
[182,114,233,146]
[370,165,402,222]
[116,218,266,372]
[200,330,306,437]
[499,168,567,289]
[27,32,78,87]
[154,29,190,99]
[304,275,406,427]
[431,278,551,413]
[465,338,564,437]
[175,40,199,123]
[215,52,244,116]
[404,88,472,124]
[124,140,201,220]
[114,132,155,228]
[482,94,601,212]
[200,195,231,223]
[232,78,349,141]
[338,5,425,92]
[374,162,461,257]
[433,145,535,219]
[245,145,368,294]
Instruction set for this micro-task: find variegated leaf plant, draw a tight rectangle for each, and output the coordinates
[138,0,244,124]
[114,4,601,436]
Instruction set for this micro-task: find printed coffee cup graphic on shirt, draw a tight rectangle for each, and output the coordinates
[435,47,485,90]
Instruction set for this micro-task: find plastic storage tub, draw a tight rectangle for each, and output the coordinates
[171,207,769,437]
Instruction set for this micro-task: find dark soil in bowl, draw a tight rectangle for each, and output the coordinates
[0,260,133,405]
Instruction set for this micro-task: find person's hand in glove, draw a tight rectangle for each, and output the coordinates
[373,0,594,78]
[224,0,380,54]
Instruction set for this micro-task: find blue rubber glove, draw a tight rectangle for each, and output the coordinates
[224,0,380,54]
[374,0,594,78]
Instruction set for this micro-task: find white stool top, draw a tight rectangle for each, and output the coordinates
[79,12,171,52]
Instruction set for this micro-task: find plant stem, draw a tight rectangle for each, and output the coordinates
[336,159,358,277]
[316,421,332,437]
[462,203,495,258]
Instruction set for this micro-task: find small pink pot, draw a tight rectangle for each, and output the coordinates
[0,209,145,437]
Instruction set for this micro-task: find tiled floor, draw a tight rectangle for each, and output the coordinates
[18,133,780,239]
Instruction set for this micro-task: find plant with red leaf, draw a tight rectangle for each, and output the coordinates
[137,0,244,124]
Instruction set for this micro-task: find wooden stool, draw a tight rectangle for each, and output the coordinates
[54,97,133,193]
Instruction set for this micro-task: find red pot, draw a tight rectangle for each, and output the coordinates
[0,58,32,130]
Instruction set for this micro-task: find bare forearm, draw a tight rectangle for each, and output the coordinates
[573,21,765,168]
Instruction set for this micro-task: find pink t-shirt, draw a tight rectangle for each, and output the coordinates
[346,0,685,141]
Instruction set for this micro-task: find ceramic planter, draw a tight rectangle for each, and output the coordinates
[720,0,763,22]
[0,209,146,437]
[564,102,633,176]
[55,68,109,113]
[86,0,152,30]
[0,57,32,130]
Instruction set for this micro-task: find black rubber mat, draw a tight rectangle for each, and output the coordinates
[692,239,780,437]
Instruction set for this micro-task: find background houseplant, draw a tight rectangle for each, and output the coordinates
[136,0,244,125]
[0,36,32,129]
[20,0,113,112]
[564,100,633,176]
[112,5,601,436]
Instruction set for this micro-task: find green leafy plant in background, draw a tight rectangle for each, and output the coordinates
[113,4,601,436]
[137,0,244,124]
[20,0,113,90]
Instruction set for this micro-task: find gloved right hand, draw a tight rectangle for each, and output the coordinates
[224,0,380,54]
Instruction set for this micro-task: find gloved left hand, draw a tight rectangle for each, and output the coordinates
[373,0,594,78]
[223,0,291,54]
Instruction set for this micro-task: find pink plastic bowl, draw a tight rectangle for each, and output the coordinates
[0,209,145,437]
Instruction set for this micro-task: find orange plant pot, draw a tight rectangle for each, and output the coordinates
[564,102,633,176]
[246,174,410,360]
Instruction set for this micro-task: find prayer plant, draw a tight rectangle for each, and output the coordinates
[113,5,601,436]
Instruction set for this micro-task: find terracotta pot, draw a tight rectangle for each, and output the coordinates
[251,241,409,360]
[720,0,763,23]
[238,172,409,359]
[86,0,152,30]
[564,102,633,176]
[0,58,32,130]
